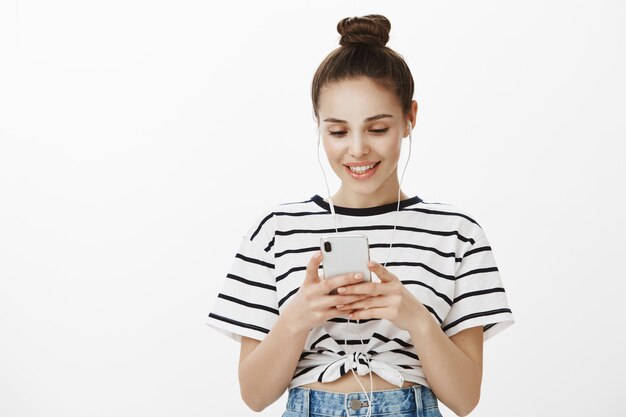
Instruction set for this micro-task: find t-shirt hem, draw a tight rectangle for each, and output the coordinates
[288,374,430,390]
[205,317,268,343]
[443,314,515,341]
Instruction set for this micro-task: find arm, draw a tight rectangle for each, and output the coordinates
[409,317,483,416]
[337,261,484,416]
[238,251,372,412]
[238,319,309,412]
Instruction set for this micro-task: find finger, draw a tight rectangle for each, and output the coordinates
[327,294,371,309]
[336,295,384,311]
[348,307,387,321]
[322,272,365,294]
[336,281,381,296]
[304,251,323,284]
[368,261,397,283]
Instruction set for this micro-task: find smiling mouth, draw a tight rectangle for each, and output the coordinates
[345,161,380,174]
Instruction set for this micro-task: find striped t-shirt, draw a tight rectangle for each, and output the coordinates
[207,194,515,388]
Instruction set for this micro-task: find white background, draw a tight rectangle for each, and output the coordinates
[1,1,625,416]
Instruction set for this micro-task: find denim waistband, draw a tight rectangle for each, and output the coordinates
[286,384,439,416]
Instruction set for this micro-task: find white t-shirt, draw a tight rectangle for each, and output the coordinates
[207,194,515,388]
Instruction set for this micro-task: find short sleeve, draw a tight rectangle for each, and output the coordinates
[206,213,279,343]
[441,231,515,340]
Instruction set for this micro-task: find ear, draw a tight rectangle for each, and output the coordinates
[404,100,418,138]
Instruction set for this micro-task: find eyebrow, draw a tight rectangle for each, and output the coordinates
[322,114,394,124]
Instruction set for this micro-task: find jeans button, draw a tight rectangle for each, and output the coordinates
[350,399,369,410]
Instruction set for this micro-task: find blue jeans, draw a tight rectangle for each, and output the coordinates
[282,384,443,417]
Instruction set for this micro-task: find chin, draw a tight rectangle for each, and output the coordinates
[341,182,387,197]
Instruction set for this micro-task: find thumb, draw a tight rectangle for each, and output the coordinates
[303,251,323,284]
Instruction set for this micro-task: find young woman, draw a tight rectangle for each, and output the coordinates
[208,14,514,417]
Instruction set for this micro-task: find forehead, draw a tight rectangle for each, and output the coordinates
[318,77,402,121]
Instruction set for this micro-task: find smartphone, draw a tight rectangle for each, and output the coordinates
[320,234,371,295]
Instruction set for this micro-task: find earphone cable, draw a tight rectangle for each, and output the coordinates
[318,121,413,417]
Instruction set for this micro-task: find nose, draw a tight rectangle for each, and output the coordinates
[349,131,369,158]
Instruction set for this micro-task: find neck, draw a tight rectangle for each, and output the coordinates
[331,184,409,208]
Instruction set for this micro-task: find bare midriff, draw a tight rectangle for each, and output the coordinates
[300,371,417,393]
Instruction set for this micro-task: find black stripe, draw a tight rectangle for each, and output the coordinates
[276,266,307,282]
[226,273,276,292]
[293,366,317,379]
[300,351,314,359]
[264,237,275,252]
[301,348,344,356]
[249,208,331,244]
[371,332,413,348]
[457,266,498,280]
[311,194,422,216]
[208,313,269,335]
[275,246,319,258]
[311,348,346,356]
[327,317,379,324]
[317,359,341,382]
[250,213,274,241]
[310,334,331,350]
[273,210,329,217]
[391,348,419,361]
[275,224,474,244]
[442,308,513,332]
[398,364,415,369]
[279,198,315,206]
[334,339,370,345]
[388,262,455,280]
[278,287,299,308]
[340,363,346,376]
[484,323,496,332]
[403,207,481,227]
[217,293,279,315]
[276,242,459,261]
[401,280,453,305]
[370,242,459,261]
[453,287,505,303]
[464,245,492,258]
[423,304,443,324]
[235,253,275,269]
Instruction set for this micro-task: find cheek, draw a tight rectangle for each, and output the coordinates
[321,139,344,163]
[379,141,402,163]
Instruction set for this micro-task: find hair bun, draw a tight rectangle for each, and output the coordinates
[337,14,391,47]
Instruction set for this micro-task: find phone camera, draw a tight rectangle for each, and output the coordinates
[323,241,332,252]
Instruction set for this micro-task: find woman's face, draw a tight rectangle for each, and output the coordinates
[318,76,413,206]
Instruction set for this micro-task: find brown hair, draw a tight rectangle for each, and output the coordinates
[311,14,415,124]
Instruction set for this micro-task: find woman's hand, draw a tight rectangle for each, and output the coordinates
[335,261,431,332]
[281,251,374,335]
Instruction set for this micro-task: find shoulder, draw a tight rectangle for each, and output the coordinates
[410,197,487,245]
[243,195,322,244]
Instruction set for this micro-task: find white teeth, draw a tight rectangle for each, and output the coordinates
[349,164,376,174]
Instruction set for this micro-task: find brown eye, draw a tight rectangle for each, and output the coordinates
[329,131,347,136]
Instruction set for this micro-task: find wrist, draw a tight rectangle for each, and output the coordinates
[276,312,311,339]
[408,304,439,338]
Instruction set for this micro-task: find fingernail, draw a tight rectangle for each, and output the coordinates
[354,273,363,280]
[338,287,346,293]
[315,251,322,260]
[336,305,344,309]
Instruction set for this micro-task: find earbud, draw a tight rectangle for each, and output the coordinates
[406,120,413,141]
